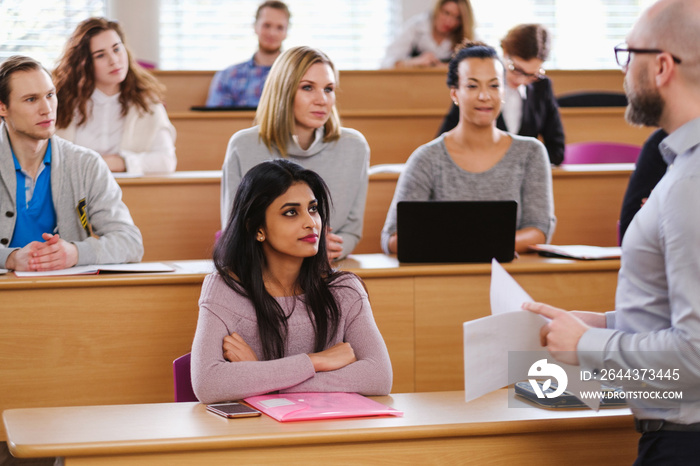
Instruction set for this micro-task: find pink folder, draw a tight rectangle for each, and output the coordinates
[243,392,403,422]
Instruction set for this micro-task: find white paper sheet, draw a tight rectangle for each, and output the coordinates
[530,244,622,260]
[463,259,602,410]
[489,258,533,315]
[13,262,175,277]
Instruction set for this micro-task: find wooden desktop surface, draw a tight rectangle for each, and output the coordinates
[157,69,652,171]
[3,390,638,465]
[117,164,632,261]
[116,171,220,261]
[154,68,628,113]
[0,255,619,441]
[169,108,653,171]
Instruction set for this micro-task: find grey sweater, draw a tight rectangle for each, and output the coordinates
[381,134,556,253]
[0,123,143,267]
[221,126,370,258]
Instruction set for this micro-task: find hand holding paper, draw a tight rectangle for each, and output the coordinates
[522,302,591,366]
[463,259,602,410]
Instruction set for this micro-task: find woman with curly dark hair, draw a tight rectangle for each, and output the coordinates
[53,17,176,175]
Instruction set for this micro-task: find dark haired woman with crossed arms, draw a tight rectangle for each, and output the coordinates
[192,159,392,403]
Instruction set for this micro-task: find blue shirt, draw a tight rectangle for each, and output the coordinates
[9,140,57,247]
[205,56,271,107]
[579,117,700,423]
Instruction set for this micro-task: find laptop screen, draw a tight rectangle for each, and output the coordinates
[396,200,517,263]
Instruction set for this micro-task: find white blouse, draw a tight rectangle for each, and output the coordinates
[380,12,454,68]
[68,89,177,175]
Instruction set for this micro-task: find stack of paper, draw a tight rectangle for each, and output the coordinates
[529,244,621,260]
[13,262,175,277]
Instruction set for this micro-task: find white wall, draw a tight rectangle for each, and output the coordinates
[107,0,160,66]
[402,0,431,22]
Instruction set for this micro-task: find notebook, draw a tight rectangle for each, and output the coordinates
[397,200,517,263]
[528,244,622,260]
[243,392,403,422]
[12,262,175,277]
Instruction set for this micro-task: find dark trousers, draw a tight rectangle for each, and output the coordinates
[0,442,56,466]
[634,431,700,465]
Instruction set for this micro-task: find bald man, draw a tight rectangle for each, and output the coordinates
[523,1,700,463]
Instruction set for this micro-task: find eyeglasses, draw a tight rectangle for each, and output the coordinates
[614,44,682,69]
[505,59,545,81]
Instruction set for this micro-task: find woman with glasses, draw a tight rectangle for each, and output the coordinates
[381,42,556,255]
[437,24,565,165]
[380,0,475,68]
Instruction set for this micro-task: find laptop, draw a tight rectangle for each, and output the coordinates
[397,200,517,263]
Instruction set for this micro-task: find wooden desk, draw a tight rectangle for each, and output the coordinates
[155,69,627,113]
[0,255,619,440]
[158,68,644,172]
[551,163,632,246]
[170,108,651,171]
[360,164,633,253]
[169,109,446,171]
[342,254,619,393]
[3,390,638,465]
[117,164,632,261]
[116,171,220,261]
[560,107,653,146]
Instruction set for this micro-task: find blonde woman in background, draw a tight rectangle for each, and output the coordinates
[221,46,370,261]
[381,0,475,68]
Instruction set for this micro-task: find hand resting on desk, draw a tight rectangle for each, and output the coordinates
[6,233,78,271]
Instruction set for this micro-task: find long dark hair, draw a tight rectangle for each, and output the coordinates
[214,159,345,360]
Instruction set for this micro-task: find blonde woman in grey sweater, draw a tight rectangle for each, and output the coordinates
[221,46,369,261]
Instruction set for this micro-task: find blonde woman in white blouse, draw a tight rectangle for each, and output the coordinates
[54,17,176,175]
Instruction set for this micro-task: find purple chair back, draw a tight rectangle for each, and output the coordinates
[173,353,198,402]
[563,142,641,164]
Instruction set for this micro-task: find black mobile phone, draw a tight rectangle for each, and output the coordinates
[206,402,262,419]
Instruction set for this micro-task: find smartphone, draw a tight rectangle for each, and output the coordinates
[206,402,262,419]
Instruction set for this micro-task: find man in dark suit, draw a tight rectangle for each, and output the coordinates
[437,24,565,165]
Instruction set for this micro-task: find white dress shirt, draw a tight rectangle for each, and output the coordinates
[502,84,526,134]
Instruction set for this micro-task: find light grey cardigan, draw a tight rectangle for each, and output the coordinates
[0,123,143,267]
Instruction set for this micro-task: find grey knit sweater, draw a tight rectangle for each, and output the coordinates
[381,133,556,253]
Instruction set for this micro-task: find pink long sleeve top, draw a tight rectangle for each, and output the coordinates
[191,272,393,404]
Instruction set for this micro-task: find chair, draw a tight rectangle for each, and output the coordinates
[562,142,641,165]
[556,91,628,107]
[136,59,157,69]
[173,353,198,402]
[368,163,405,175]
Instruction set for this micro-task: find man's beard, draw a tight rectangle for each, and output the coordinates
[624,69,664,127]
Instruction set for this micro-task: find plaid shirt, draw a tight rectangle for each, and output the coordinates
[205,55,272,107]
